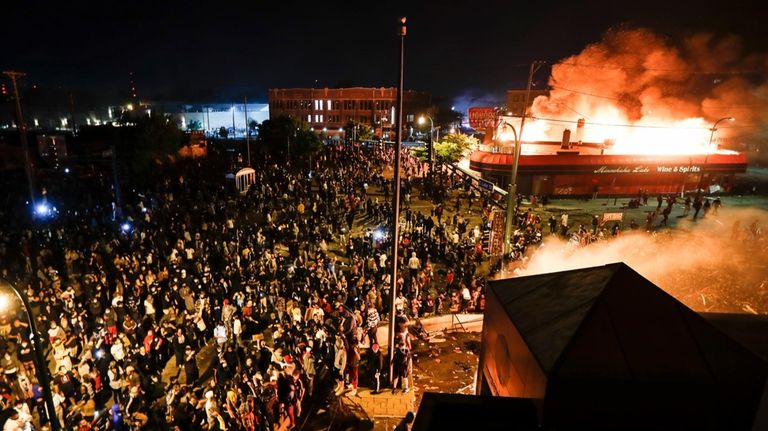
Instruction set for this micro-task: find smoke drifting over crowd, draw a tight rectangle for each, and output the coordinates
[524,28,768,154]
[516,207,768,314]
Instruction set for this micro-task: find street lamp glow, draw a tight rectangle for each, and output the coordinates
[418,116,426,125]
[0,293,10,313]
[34,202,50,217]
[708,117,735,152]
[499,131,515,141]
[449,127,456,134]
[126,104,134,111]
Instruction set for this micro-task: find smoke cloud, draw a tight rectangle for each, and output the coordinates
[529,28,768,150]
[515,207,768,314]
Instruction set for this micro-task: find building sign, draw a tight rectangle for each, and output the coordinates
[468,107,497,130]
[478,178,495,192]
[593,165,701,174]
[656,165,701,173]
[602,213,624,222]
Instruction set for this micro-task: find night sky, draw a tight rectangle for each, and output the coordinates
[2,0,765,106]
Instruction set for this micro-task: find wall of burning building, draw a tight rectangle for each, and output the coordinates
[469,28,764,195]
[523,28,768,155]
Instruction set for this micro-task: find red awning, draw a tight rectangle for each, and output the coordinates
[470,151,747,167]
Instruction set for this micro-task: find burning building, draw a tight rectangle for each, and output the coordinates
[469,28,764,196]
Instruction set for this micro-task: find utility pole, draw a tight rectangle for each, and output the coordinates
[111,144,123,220]
[69,92,76,135]
[231,106,236,140]
[388,17,406,383]
[4,71,36,206]
[244,96,251,166]
[503,61,544,257]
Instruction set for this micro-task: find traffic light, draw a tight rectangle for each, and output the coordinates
[1,83,6,96]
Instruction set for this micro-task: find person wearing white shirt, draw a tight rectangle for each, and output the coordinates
[52,387,66,428]
[378,253,387,274]
[213,322,227,346]
[111,338,126,362]
[233,316,242,344]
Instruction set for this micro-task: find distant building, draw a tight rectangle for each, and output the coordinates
[165,103,270,137]
[506,89,549,116]
[268,87,431,138]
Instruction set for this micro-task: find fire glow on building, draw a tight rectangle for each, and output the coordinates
[468,28,763,196]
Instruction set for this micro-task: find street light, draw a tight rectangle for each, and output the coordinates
[231,106,236,140]
[387,16,407,384]
[0,279,60,431]
[418,115,436,178]
[499,121,519,257]
[502,61,544,258]
[698,116,735,192]
[708,117,735,152]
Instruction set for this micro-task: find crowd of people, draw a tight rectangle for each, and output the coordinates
[0,144,491,430]
[2,138,762,431]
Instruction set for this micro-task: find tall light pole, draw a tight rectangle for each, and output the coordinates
[698,116,735,192]
[0,279,60,431]
[3,71,36,206]
[503,61,544,256]
[231,106,236,140]
[418,115,434,179]
[388,16,406,383]
[244,96,251,166]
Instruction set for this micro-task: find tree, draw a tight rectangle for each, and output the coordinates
[218,126,229,139]
[256,115,322,159]
[343,120,373,141]
[187,119,202,131]
[411,132,478,165]
[118,113,183,182]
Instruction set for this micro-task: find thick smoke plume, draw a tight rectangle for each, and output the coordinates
[515,207,768,314]
[528,28,768,151]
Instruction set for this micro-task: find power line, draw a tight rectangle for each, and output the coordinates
[555,61,762,75]
[549,85,767,110]
[550,85,622,101]
[530,116,758,130]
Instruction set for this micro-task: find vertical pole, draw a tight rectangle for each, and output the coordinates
[503,61,542,256]
[428,117,434,177]
[244,96,251,166]
[69,92,76,135]
[388,17,406,383]
[111,144,122,219]
[231,106,236,140]
[4,71,36,206]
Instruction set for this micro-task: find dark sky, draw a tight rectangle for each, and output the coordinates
[2,0,765,106]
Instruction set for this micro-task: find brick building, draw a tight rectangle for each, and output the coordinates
[268,87,431,138]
